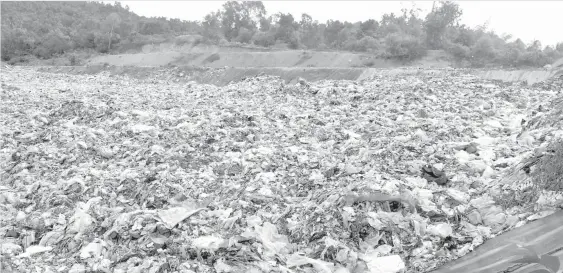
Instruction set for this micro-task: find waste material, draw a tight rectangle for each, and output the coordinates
[1,66,562,272]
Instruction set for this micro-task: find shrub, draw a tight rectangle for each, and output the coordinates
[42,32,71,56]
[33,46,52,59]
[174,35,203,46]
[7,55,33,65]
[359,36,381,53]
[343,36,382,53]
[495,44,524,67]
[288,31,302,49]
[342,39,360,52]
[68,54,77,66]
[446,42,470,60]
[235,27,253,44]
[384,33,427,61]
[517,51,550,67]
[252,31,276,47]
[470,36,496,62]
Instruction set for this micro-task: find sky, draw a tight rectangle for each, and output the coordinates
[117,1,563,47]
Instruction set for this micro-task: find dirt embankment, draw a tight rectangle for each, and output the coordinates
[480,69,563,85]
[37,64,563,88]
[479,57,563,85]
[37,65,370,86]
[38,47,563,87]
[35,65,474,87]
[87,49,401,69]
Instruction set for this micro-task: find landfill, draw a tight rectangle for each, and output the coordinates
[1,65,562,273]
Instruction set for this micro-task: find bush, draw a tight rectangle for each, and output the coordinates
[174,35,203,46]
[235,27,253,44]
[471,36,496,61]
[7,55,34,65]
[42,33,71,56]
[343,39,366,52]
[518,51,550,67]
[33,46,52,59]
[252,31,276,47]
[358,36,381,53]
[543,46,563,64]
[495,44,524,67]
[343,37,382,53]
[66,53,84,66]
[446,42,470,60]
[288,31,302,49]
[384,33,426,61]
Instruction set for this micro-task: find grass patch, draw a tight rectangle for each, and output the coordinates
[532,140,563,191]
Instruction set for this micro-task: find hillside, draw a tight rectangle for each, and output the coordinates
[0,1,199,62]
[2,1,562,68]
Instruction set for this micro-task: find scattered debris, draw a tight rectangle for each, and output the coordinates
[0,66,561,273]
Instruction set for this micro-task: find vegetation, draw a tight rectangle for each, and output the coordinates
[533,140,563,192]
[2,1,563,67]
[1,1,201,64]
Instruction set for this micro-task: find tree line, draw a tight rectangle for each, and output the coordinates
[2,1,562,67]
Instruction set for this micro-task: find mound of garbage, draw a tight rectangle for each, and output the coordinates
[1,66,562,273]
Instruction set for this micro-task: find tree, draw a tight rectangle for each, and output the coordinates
[252,30,275,47]
[105,12,121,51]
[337,25,357,49]
[359,19,379,39]
[300,13,313,28]
[471,35,495,66]
[324,20,345,48]
[219,1,265,41]
[299,13,322,49]
[424,1,462,49]
[1,1,202,60]
[527,40,542,51]
[203,11,223,42]
[138,19,170,35]
[275,13,297,44]
[357,36,381,52]
[385,32,426,60]
[379,13,402,35]
[259,16,271,31]
[513,38,527,51]
[243,1,266,27]
[236,27,253,43]
[1,0,556,68]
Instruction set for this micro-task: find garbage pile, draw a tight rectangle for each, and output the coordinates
[1,66,562,273]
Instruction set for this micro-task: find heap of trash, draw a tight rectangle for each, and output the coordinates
[1,66,562,273]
